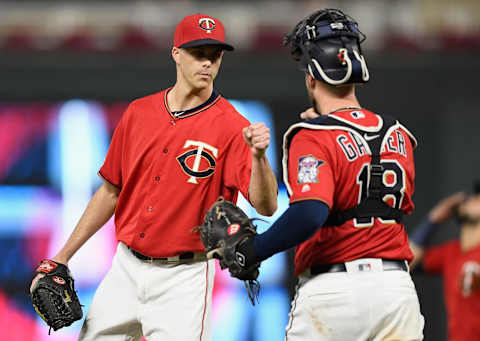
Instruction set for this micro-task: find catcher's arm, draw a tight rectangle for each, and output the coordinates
[30,180,119,293]
[200,199,329,304]
[243,123,278,216]
[238,200,328,264]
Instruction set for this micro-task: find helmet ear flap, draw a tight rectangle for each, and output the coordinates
[307,51,352,85]
[304,39,369,85]
[350,49,370,83]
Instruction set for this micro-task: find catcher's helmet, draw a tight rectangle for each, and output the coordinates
[284,8,369,86]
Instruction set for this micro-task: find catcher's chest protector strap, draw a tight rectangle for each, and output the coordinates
[285,114,405,227]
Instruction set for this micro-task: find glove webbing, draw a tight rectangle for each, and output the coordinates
[33,286,74,334]
[210,201,262,305]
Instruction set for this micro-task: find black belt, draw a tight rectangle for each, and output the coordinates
[128,247,206,262]
[309,259,408,276]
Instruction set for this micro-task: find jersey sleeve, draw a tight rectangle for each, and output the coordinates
[288,130,335,208]
[423,241,455,275]
[98,106,129,188]
[222,118,251,200]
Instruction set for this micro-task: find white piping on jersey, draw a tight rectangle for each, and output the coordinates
[381,123,418,152]
[282,118,417,196]
[398,123,418,149]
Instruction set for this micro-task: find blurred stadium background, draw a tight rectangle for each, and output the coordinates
[0,0,479,340]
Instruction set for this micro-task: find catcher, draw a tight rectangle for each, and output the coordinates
[203,8,424,341]
[30,259,83,333]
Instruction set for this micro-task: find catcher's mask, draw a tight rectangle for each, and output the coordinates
[284,8,369,86]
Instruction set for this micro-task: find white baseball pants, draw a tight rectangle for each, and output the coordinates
[285,258,425,341]
[78,242,215,341]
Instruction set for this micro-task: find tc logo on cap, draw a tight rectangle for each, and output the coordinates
[199,18,215,33]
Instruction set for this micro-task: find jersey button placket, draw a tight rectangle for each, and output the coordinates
[140,206,153,239]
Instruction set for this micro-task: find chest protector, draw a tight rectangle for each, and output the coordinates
[283,113,417,227]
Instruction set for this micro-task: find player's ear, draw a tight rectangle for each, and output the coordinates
[305,73,316,90]
[171,47,180,64]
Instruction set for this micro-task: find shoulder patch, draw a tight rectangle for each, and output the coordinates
[297,155,324,184]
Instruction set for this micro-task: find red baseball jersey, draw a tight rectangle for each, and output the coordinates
[424,240,480,341]
[283,109,417,275]
[99,88,252,257]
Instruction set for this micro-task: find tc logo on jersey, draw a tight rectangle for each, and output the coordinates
[177,140,218,184]
[199,18,215,33]
[297,155,324,184]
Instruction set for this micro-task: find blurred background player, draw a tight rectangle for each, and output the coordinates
[227,8,425,340]
[29,13,277,341]
[410,182,480,341]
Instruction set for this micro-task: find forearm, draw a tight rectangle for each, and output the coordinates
[53,182,120,264]
[254,200,329,261]
[410,216,438,247]
[236,200,328,269]
[248,155,278,216]
[408,216,437,270]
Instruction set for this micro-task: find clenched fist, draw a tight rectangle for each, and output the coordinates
[242,122,270,159]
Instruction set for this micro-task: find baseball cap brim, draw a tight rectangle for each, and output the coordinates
[179,38,234,51]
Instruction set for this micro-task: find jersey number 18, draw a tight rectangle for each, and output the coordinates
[354,159,406,228]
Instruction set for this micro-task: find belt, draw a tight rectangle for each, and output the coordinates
[306,259,408,276]
[128,247,206,263]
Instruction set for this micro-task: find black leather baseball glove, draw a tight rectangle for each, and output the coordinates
[30,259,83,333]
[197,197,261,305]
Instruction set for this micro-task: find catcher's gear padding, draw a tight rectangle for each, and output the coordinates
[30,259,83,333]
[197,197,261,305]
[284,8,369,85]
